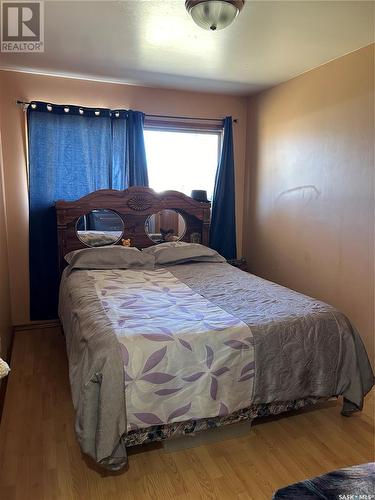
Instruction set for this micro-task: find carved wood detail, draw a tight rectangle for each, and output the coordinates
[127,195,153,211]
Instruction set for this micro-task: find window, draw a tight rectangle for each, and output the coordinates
[144,129,221,201]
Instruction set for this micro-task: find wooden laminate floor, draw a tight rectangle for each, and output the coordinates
[0,327,373,500]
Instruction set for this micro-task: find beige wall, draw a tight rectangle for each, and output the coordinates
[0,71,248,324]
[0,103,12,359]
[244,44,374,365]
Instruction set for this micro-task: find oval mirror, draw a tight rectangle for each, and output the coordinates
[145,209,187,243]
[76,209,124,247]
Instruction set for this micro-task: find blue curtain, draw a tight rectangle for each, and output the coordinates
[112,110,148,188]
[209,116,237,260]
[28,102,148,320]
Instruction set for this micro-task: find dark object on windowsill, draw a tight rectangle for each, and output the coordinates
[227,258,247,272]
[191,190,209,203]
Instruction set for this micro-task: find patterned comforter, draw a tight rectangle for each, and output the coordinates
[59,262,374,470]
[91,268,255,430]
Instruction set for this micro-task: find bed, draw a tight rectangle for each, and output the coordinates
[56,187,374,471]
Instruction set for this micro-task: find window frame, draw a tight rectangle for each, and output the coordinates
[143,117,223,198]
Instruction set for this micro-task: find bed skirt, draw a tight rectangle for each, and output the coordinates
[124,396,332,447]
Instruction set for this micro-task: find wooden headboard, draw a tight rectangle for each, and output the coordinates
[55,187,211,272]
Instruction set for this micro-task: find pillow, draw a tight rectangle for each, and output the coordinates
[141,241,190,255]
[142,242,225,266]
[65,246,155,270]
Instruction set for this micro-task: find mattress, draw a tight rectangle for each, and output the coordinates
[59,262,374,470]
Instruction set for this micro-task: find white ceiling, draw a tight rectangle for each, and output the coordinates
[0,0,374,95]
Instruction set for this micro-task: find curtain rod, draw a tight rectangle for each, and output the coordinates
[147,113,237,124]
[16,100,237,123]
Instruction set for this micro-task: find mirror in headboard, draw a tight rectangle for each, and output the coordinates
[76,209,124,247]
[55,187,211,272]
[145,209,186,244]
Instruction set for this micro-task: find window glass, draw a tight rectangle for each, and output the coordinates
[144,130,220,200]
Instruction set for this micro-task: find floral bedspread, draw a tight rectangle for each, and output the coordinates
[90,269,255,430]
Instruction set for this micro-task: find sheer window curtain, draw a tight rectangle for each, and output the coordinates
[209,116,237,260]
[27,102,148,320]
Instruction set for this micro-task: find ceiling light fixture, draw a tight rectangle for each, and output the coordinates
[185,0,245,31]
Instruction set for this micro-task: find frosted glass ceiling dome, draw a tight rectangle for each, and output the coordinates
[185,0,245,31]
